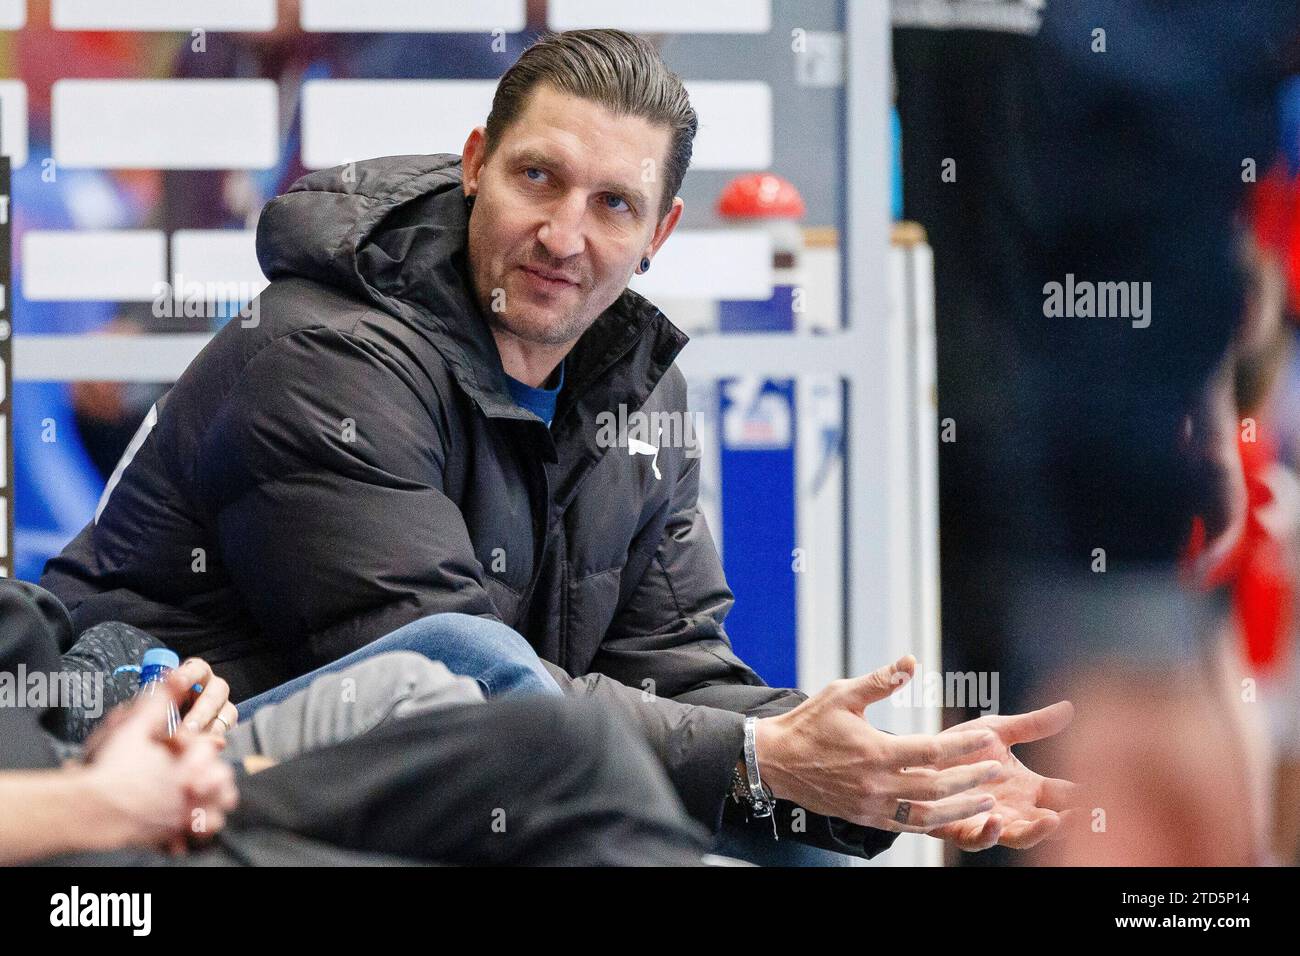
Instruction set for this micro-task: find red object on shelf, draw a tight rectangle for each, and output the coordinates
[716,173,806,220]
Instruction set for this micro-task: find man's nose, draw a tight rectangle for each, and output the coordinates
[537,193,587,261]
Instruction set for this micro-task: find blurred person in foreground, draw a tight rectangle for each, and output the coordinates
[1226,156,1300,863]
[1,579,711,866]
[897,1,1299,865]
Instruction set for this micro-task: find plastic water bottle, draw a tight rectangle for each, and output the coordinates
[138,648,182,737]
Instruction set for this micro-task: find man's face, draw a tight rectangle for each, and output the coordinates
[462,84,683,348]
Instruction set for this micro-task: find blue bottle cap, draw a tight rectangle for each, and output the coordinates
[141,648,180,671]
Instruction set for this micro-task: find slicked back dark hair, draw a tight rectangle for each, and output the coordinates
[484,29,697,220]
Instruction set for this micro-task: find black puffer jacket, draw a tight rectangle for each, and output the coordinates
[41,154,896,857]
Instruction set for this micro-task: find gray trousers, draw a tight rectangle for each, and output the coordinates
[222,651,486,762]
[57,621,485,765]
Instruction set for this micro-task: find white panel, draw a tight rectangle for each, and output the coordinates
[0,496,6,557]
[22,230,166,301]
[795,246,845,695]
[549,0,770,33]
[14,334,210,382]
[0,0,23,29]
[301,80,495,169]
[0,81,29,168]
[795,374,844,691]
[630,229,771,301]
[52,0,276,30]
[909,243,942,725]
[302,0,525,32]
[53,80,278,170]
[0,415,6,488]
[843,0,940,869]
[171,230,267,295]
[303,79,767,173]
[684,378,722,555]
[685,82,771,170]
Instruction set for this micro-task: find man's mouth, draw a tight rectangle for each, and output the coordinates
[520,265,580,290]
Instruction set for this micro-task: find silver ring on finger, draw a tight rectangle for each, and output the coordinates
[213,715,231,734]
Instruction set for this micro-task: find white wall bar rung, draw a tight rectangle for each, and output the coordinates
[52,80,278,170]
[0,81,29,168]
[0,0,24,29]
[301,80,497,169]
[301,0,526,33]
[171,230,266,295]
[15,331,868,383]
[13,334,211,382]
[52,0,277,31]
[683,82,772,170]
[630,230,772,301]
[843,0,942,868]
[300,79,771,172]
[549,0,771,33]
[22,230,166,301]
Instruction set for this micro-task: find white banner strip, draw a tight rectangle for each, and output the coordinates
[548,0,771,33]
[301,0,525,32]
[53,79,278,170]
[22,230,166,301]
[301,79,496,169]
[52,0,277,31]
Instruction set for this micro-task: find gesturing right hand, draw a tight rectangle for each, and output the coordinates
[752,656,1001,832]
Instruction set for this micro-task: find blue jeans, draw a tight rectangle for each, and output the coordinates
[237,612,564,722]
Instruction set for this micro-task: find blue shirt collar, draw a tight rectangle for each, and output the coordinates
[503,358,565,427]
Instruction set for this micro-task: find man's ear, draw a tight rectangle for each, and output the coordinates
[647,196,685,260]
[461,126,488,195]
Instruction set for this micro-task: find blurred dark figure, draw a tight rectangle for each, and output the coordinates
[897,0,1300,864]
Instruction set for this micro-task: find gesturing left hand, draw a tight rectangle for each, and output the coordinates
[924,701,1081,851]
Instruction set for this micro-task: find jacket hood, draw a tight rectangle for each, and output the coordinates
[256,153,472,329]
[255,153,688,430]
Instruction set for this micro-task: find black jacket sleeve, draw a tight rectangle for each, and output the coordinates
[196,325,500,667]
[589,451,900,860]
[0,580,76,767]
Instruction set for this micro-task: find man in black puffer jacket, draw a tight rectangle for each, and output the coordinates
[43,29,1075,860]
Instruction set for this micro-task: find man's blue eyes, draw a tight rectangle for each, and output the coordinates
[523,169,630,213]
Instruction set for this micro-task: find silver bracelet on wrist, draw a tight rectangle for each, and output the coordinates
[730,715,778,838]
